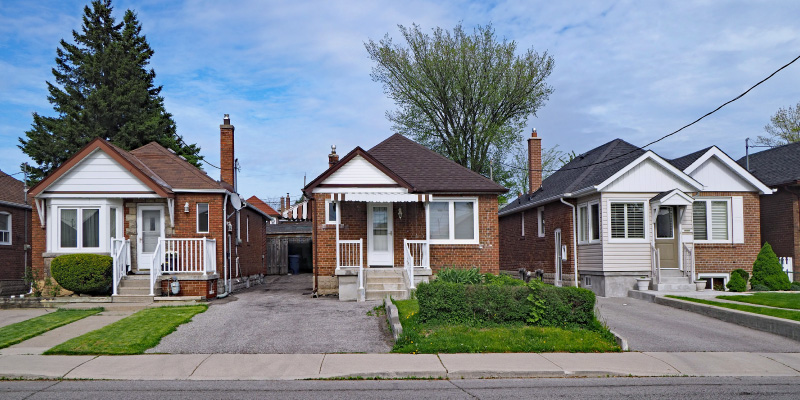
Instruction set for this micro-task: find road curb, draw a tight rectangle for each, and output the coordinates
[385,296,403,341]
[608,328,629,351]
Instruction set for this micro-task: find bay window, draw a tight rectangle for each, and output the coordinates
[59,208,100,249]
[609,202,646,240]
[428,198,479,244]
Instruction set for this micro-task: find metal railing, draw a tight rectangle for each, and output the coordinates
[149,238,217,296]
[149,240,162,296]
[111,238,130,296]
[650,243,660,285]
[336,239,364,301]
[682,243,695,281]
[403,239,429,290]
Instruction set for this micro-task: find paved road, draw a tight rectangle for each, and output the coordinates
[596,297,799,352]
[2,377,798,399]
[149,274,393,354]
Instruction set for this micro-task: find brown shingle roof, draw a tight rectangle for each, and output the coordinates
[130,142,222,190]
[247,195,280,217]
[0,170,28,207]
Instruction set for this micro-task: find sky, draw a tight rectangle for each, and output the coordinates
[1,0,799,208]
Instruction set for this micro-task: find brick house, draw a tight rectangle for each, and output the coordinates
[737,141,800,280]
[303,134,507,301]
[0,170,32,295]
[27,115,271,299]
[499,130,771,297]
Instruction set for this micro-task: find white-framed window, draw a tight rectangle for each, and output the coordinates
[325,199,338,224]
[197,203,209,233]
[582,275,592,287]
[428,198,479,244]
[246,216,250,243]
[693,199,731,242]
[59,207,101,249]
[537,207,545,237]
[0,212,10,245]
[609,201,646,241]
[521,211,525,237]
[697,273,729,291]
[578,201,601,244]
[109,207,118,240]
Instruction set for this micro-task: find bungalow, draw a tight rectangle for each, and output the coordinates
[737,141,800,280]
[27,115,271,299]
[0,170,31,295]
[303,134,507,301]
[499,130,771,297]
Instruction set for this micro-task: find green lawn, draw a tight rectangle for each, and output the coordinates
[392,299,619,354]
[0,308,103,349]
[44,305,207,355]
[667,296,800,322]
[716,293,800,310]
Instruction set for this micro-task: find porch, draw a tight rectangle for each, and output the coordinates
[648,189,696,291]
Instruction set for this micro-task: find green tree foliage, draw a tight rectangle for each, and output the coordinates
[750,243,791,291]
[506,140,567,199]
[755,101,800,146]
[19,0,202,183]
[366,23,554,181]
[726,272,746,292]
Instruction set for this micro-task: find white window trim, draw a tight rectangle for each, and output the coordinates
[427,197,480,245]
[537,207,545,237]
[589,201,601,242]
[521,211,525,237]
[196,203,210,233]
[325,199,339,224]
[697,273,729,289]
[246,216,250,243]
[56,207,103,251]
[577,201,600,245]
[607,200,649,243]
[655,206,675,240]
[0,212,10,245]
[693,198,732,244]
[578,204,589,244]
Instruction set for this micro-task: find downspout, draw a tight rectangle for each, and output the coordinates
[560,196,579,288]
[217,192,230,298]
[312,196,319,295]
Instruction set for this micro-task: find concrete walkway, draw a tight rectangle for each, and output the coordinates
[0,310,134,355]
[0,352,798,380]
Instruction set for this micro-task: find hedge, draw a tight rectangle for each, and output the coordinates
[50,254,113,295]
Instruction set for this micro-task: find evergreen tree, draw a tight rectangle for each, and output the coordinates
[19,0,203,183]
[750,243,791,291]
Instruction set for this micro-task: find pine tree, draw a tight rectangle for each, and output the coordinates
[18,0,203,183]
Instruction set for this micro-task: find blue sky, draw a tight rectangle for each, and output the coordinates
[1,0,799,208]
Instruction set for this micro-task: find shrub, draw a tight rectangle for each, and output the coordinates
[435,267,482,284]
[416,281,470,324]
[483,273,526,286]
[416,281,529,325]
[50,254,113,295]
[791,282,800,291]
[726,272,747,292]
[530,282,597,329]
[751,284,770,292]
[731,268,749,283]
[750,243,791,291]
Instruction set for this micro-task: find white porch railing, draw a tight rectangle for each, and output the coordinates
[403,240,429,290]
[780,257,794,282]
[682,243,695,281]
[149,238,217,296]
[337,239,364,301]
[650,244,660,285]
[111,238,130,296]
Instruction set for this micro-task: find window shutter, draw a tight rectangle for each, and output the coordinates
[731,196,744,243]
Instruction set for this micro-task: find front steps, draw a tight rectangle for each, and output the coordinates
[113,275,158,303]
[654,269,696,291]
[364,269,409,301]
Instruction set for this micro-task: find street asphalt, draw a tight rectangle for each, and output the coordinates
[596,297,800,352]
[148,274,394,354]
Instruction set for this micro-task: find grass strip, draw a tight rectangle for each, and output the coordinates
[392,299,619,354]
[0,308,103,349]
[44,305,207,355]
[716,293,800,310]
[667,296,800,322]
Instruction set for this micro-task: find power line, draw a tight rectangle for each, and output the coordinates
[502,52,800,174]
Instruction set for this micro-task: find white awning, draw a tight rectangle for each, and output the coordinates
[332,193,430,203]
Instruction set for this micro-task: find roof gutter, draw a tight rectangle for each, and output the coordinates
[560,195,579,289]
[498,186,597,217]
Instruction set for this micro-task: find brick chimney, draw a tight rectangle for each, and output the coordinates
[279,196,285,212]
[328,145,339,169]
[286,193,291,209]
[220,114,235,186]
[528,128,542,193]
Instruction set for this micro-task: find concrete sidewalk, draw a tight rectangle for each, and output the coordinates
[0,352,798,380]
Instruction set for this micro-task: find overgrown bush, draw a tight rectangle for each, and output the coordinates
[726,272,747,292]
[750,243,791,291]
[731,268,749,283]
[483,273,526,286]
[50,254,113,295]
[791,281,800,291]
[435,267,483,284]
[751,284,770,292]
[529,281,597,329]
[416,281,529,325]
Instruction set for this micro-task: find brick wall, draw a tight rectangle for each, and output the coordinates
[499,200,575,278]
[161,278,217,299]
[0,205,31,295]
[694,192,761,274]
[428,195,500,274]
[759,187,799,264]
[31,204,46,278]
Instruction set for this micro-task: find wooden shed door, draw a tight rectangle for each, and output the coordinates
[267,238,289,275]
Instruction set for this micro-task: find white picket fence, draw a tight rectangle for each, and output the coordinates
[779,257,794,282]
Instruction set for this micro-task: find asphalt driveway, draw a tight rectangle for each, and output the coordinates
[596,297,799,352]
[148,274,394,354]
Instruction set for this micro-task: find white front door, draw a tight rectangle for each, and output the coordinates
[137,205,164,271]
[367,203,393,266]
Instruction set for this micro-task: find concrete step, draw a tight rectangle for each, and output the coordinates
[111,295,155,303]
[118,279,150,288]
[366,289,408,301]
[366,269,405,277]
[122,274,151,280]
[365,278,405,286]
[366,283,406,291]
[659,269,686,278]
[654,283,697,291]
[117,287,152,296]
[660,277,692,284]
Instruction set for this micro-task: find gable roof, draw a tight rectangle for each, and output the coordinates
[0,170,29,208]
[668,146,712,170]
[736,141,800,187]
[247,195,280,217]
[305,134,507,194]
[681,146,771,194]
[29,138,225,198]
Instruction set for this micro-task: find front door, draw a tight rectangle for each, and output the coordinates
[655,206,679,269]
[554,228,563,286]
[137,205,164,271]
[367,203,393,266]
